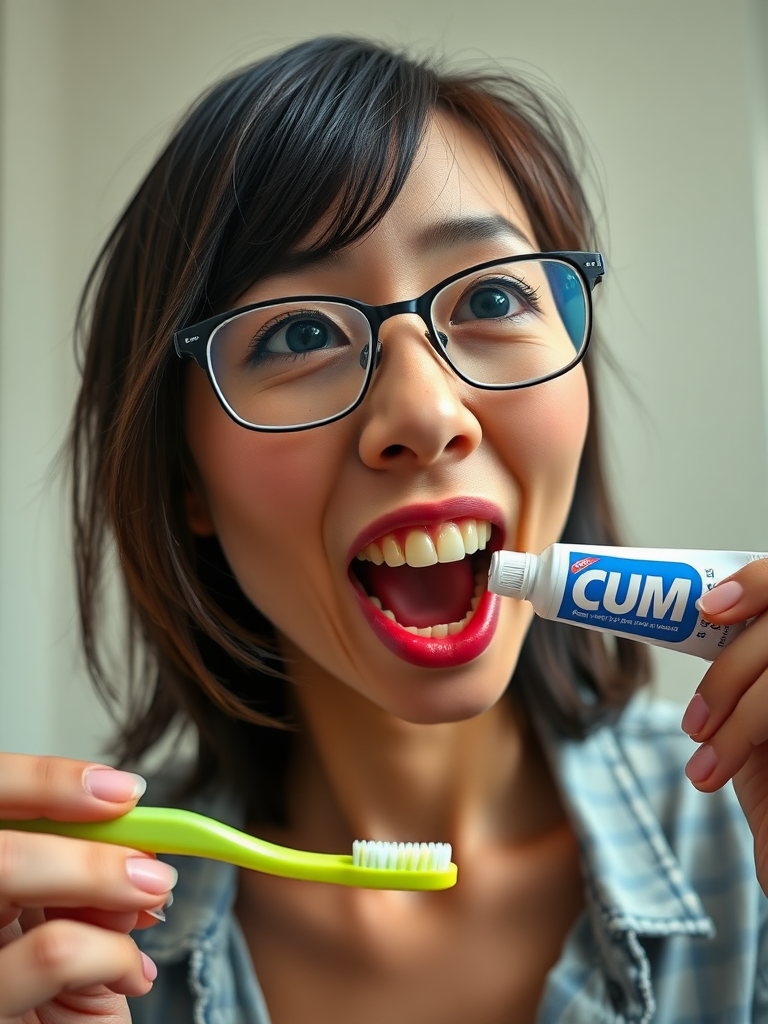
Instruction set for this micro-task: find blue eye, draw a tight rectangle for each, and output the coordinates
[469,288,512,319]
[252,312,348,360]
[452,276,538,326]
[284,320,330,352]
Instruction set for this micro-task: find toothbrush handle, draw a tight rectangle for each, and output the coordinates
[0,807,349,874]
[0,807,266,860]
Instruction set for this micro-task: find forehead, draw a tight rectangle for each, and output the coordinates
[240,112,539,305]
[389,111,537,249]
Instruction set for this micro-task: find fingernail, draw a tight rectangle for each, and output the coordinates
[681,693,709,736]
[84,768,147,803]
[141,951,158,983]
[685,743,717,783]
[146,891,174,920]
[696,580,744,617]
[126,858,179,895]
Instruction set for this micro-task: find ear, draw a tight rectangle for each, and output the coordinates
[184,471,216,536]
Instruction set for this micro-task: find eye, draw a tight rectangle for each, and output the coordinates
[253,311,348,358]
[451,277,540,325]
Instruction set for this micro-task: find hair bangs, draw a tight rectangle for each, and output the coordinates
[206,39,437,307]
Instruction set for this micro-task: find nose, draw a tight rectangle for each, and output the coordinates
[357,316,482,470]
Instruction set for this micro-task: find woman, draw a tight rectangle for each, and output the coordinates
[1,36,767,1023]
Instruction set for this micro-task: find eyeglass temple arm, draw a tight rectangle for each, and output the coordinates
[565,252,606,291]
[173,312,227,367]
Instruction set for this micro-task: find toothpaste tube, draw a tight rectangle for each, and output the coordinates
[488,544,768,660]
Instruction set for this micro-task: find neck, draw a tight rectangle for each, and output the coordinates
[276,638,565,858]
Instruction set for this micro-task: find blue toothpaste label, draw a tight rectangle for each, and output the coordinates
[557,552,702,642]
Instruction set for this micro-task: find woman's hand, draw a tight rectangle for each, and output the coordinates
[0,753,177,1023]
[681,558,768,892]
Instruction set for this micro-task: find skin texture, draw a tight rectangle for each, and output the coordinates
[185,115,590,1023]
[0,754,171,1023]
[680,558,768,892]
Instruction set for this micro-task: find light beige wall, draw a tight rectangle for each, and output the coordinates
[1,0,767,759]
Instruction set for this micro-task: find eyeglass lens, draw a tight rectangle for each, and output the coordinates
[208,258,588,429]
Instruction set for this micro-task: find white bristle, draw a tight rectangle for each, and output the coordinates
[352,839,452,871]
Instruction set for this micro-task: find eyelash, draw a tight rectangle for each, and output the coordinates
[247,309,333,360]
[454,275,543,318]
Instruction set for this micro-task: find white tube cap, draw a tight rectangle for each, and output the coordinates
[488,551,532,600]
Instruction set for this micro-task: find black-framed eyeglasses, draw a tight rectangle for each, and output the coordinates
[174,251,604,432]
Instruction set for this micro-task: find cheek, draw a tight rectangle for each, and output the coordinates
[482,369,589,550]
[184,367,346,611]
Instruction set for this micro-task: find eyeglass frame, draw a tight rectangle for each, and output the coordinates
[174,250,605,433]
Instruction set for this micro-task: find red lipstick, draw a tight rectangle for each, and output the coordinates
[352,585,501,668]
[348,498,505,668]
[347,498,504,562]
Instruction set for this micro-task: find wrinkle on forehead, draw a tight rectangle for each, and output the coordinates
[408,111,534,242]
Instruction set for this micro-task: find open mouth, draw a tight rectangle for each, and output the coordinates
[351,518,496,638]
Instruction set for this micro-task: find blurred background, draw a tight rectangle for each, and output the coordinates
[1,0,767,761]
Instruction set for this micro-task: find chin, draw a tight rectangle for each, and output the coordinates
[357,638,524,726]
[386,687,512,726]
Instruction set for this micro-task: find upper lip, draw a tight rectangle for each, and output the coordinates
[346,498,506,565]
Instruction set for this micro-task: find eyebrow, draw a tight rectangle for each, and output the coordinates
[269,213,534,276]
[412,214,534,254]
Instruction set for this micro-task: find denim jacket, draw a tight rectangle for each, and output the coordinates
[129,697,768,1023]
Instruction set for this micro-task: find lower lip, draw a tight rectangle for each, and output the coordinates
[351,583,501,669]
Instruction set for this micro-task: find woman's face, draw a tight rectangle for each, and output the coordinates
[185,113,589,725]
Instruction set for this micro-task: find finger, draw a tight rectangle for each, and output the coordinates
[134,909,166,930]
[681,609,768,742]
[684,664,768,791]
[44,903,167,931]
[44,906,143,933]
[0,831,177,914]
[0,752,146,821]
[695,557,768,625]
[0,918,154,1016]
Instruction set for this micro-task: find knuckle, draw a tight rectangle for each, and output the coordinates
[83,836,119,887]
[35,755,61,796]
[29,919,81,981]
[714,706,759,772]
[733,679,768,747]
[746,557,768,591]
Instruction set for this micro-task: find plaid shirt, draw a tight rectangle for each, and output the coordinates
[130,696,768,1023]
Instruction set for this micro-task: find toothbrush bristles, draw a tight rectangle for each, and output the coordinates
[352,840,452,872]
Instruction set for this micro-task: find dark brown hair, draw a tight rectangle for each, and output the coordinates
[71,37,649,822]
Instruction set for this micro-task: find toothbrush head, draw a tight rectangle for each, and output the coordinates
[353,840,452,872]
[349,840,455,889]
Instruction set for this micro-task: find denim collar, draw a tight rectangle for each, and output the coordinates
[542,711,714,939]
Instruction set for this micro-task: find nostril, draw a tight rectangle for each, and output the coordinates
[382,444,406,459]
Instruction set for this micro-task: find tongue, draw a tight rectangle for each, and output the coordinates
[363,558,475,628]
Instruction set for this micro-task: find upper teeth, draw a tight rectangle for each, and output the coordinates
[356,518,492,567]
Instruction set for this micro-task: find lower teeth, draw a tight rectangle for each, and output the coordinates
[367,570,486,638]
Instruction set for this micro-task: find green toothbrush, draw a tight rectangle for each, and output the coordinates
[0,807,457,891]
